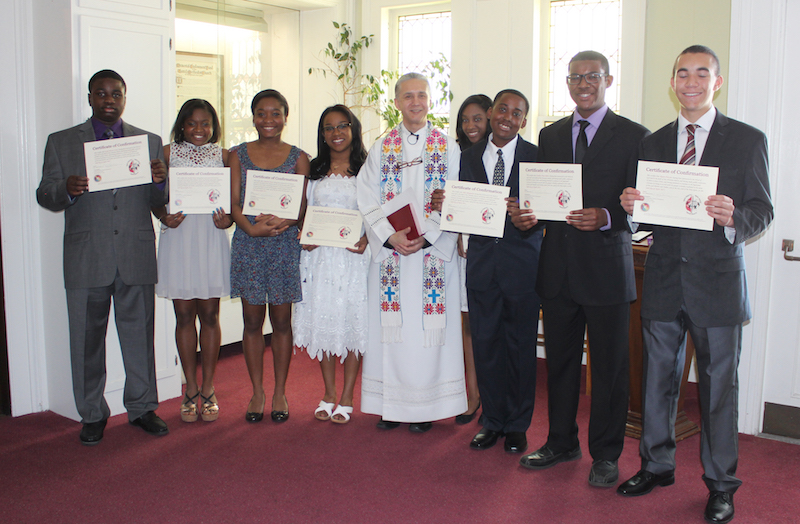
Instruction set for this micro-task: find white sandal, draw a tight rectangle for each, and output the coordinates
[331,405,353,424]
[314,400,335,421]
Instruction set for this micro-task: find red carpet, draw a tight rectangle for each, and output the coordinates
[2,343,799,523]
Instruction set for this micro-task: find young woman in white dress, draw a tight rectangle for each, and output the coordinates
[293,105,369,424]
[152,99,232,423]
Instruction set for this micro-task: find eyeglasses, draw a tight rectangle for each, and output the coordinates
[322,122,352,134]
[397,156,423,169]
[566,73,607,85]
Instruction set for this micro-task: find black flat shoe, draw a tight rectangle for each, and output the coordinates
[270,396,289,423]
[455,400,481,425]
[79,420,107,446]
[409,422,433,433]
[616,470,675,497]
[129,411,169,436]
[376,418,401,430]
[245,411,264,423]
[245,396,265,423]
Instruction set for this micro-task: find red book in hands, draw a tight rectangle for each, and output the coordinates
[386,204,422,240]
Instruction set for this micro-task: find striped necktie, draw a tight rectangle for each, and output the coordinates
[492,150,505,186]
[679,124,697,165]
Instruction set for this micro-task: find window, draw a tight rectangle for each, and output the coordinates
[547,0,622,117]
[396,11,452,124]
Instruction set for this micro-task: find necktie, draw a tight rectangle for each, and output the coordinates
[103,128,114,140]
[492,149,505,186]
[575,120,589,164]
[680,124,697,165]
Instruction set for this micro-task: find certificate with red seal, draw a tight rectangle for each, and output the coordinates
[519,162,582,221]
[85,135,151,192]
[242,171,305,219]
[299,206,364,248]
[439,180,510,238]
[168,167,230,214]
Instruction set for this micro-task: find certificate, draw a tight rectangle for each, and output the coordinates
[168,167,231,214]
[242,171,305,220]
[632,161,719,231]
[85,135,151,192]
[519,163,583,221]
[299,206,364,249]
[439,181,510,238]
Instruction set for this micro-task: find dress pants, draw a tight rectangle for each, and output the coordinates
[66,271,158,424]
[640,308,742,493]
[468,285,539,433]
[541,288,630,460]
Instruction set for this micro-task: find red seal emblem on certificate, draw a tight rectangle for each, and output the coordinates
[557,190,571,208]
[684,194,701,215]
[207,189,220,203]
[339,226,351,238]
[280,194,292,208]
[127,159,140,174]
[481,207,495,224]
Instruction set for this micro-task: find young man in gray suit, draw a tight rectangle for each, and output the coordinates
[512,51,649,488]
[37,70,169,445]
[617,46,773,524]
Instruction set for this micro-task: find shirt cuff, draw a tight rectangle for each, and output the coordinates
[599,208,611,231]
[724,225,736,244]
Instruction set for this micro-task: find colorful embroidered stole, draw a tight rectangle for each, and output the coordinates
[378,122,448,347]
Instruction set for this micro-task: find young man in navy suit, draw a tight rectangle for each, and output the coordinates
[435,90,542,454]
[617,46,773,524]
[37,70,169,445]
[512,51,649,488]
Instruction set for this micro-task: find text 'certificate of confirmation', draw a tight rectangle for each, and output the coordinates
[440,181,510,238]
[632,161,719,231]
[85,135,151,192]
[169,167,231,214]
[242,171,304,220]
[519,163,583,221]
[300,207,364,249]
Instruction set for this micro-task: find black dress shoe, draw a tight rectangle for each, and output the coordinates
[616,470,675,496]
[129,411,169,436]
[470,428,502,450]
[519,444,581,470]
[504,432,528,453]
[705,491,734,523]
[409,422,433,433]
[79,420,107,446]
[376,418,401,430]
[588,459,619,488]
[455,400,481,425]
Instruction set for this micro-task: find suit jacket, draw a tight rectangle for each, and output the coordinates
[37,119,167,289]
[460,136,542,295]
[639,111,773,327]
[537,111,649,306]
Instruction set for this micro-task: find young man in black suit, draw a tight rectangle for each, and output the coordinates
[435,90,542,454]
[510,51,649,487]
[617,46,773,524]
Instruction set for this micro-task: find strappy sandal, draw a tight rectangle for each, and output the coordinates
[314,400,335,421]
[200,390,219,422]
[181,391,200,423]
[330,405,353,424]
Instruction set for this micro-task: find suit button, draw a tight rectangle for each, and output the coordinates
[113,205,118,210]
[114,230,119,235]
[681,257,688,263]
[494,238,499,244]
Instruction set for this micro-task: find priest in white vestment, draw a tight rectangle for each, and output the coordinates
[357,72,467,431]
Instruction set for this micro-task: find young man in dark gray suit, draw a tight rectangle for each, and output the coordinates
[37,70,169,445]
[617,46,773,524]
[511,51,649,488]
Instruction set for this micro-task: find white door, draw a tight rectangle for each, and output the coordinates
[761,1,800,419]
